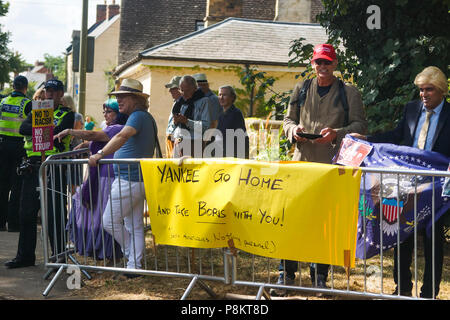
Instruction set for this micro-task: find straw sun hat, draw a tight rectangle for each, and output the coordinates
[192,73,208,83]
[109,78,150,98]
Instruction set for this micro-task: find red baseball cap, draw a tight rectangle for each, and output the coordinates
[312,44,337,61]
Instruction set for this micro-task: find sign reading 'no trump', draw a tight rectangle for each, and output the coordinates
[32,100,54,153]
[141,159,362,268]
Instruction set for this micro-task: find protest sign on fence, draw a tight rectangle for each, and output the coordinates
[336,135,450,260]
[443,164,450,197]
[32,100,54,153]
[141,159,361,268]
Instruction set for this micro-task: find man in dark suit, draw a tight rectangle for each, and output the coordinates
[352,66,449,298]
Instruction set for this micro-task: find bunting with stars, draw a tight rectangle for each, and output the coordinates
[336,135,450,260]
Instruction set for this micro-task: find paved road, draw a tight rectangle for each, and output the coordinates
[0,228,79,300]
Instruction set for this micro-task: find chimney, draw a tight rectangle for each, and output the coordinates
[205,0,243,27]
[96,2,107,23]
[107,0,120,20]
[274,0,312,23]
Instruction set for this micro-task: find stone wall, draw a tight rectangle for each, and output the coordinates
[119,0,276,64]
[310,0,324,23]
[119,0,206,64]
[274,0,323,23]
[205,0,243,26]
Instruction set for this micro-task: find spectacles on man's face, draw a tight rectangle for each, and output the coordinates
[314,59,333,66]
[103,109,114,115]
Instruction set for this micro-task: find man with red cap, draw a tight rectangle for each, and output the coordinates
[272,44,367,296]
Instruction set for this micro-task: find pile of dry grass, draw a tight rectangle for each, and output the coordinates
[67,232,450,300]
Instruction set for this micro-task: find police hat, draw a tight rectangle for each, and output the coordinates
[44,79,64,91]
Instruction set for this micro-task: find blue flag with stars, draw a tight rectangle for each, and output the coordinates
[345,136,450,260]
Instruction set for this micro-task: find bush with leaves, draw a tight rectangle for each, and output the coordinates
[0,2,35,88]
[332,0,450,132]
[240,1,450,159]
[290,0,450,134]
[232,65,294,160]
[44,53,66,82]
[233,65,275,118]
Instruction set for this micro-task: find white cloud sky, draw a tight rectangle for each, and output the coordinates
[1,0,109,64]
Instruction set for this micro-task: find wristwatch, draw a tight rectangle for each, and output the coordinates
[97,149,104,158]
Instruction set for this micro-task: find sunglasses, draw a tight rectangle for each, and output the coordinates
[314,59,333,66]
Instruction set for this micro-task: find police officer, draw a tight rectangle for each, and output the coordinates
[0,75,32,232]
[5,79,74,268]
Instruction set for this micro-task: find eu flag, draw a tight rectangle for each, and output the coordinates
[338,135,450,259]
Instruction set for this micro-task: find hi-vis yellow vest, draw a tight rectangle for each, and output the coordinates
[0,95,30,138]
[24,105,71,158]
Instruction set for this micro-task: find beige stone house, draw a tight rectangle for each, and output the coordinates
[65,0,324,129]
[66,5,120,126]
[20,61,53,90]
[113,18,329,149]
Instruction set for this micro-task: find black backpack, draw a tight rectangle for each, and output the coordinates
[293,78,350,126]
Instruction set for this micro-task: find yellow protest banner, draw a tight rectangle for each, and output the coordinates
[140,159,361,268]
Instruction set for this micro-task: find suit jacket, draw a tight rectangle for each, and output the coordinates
[368,99,450,157]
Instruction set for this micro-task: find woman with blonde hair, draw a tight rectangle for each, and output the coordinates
[61,93,76,111]
[32,87,46,101]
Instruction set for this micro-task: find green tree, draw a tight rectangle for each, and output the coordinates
[290,0,450,134]
[233,65,272,118]
[0,1,11,87]
[43,53,66,81]
[0,2,33,89]
[233,65,294,160]
[233,65,291,119]
[8,51,32,76]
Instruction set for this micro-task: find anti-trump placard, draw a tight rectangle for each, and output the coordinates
[32,100,53,153]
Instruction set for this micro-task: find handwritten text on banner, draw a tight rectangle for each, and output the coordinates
[140,159,361,267]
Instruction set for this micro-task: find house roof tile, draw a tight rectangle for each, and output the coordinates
[115,18,334,76]
[140,18,329,65]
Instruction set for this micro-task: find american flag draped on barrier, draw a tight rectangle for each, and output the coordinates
[335,135,450,259]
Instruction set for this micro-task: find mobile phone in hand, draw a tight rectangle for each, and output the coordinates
[296,132,323,140]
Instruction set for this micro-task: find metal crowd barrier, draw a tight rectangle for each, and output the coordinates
[38,151,449,300]
[39,150,230,298]
[231,166,450,300]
